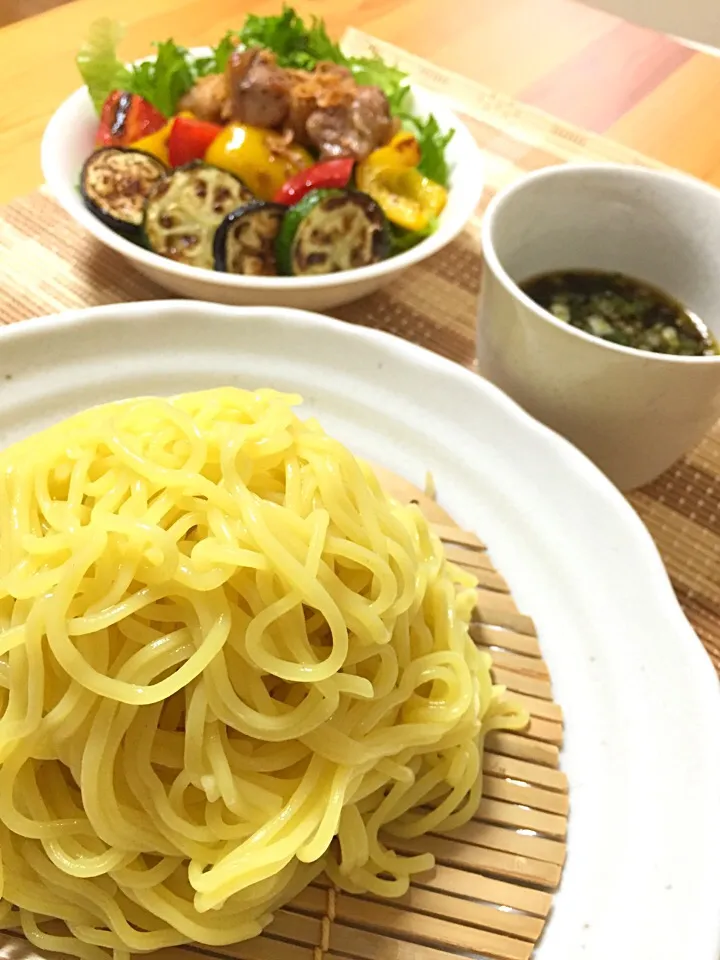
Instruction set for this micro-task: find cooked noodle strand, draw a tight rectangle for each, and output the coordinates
[0,387,527,957]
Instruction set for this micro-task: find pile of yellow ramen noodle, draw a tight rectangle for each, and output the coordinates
[0,388,527,959]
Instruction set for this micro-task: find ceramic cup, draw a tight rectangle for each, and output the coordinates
[476,163,720,490]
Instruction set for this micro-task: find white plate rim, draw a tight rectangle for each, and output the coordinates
[0,301,718,960]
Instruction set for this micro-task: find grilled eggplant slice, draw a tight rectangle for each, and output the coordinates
[214,202,286,276]
[81,147,167,237]
[275,188,388,276]
[144,161,254,269]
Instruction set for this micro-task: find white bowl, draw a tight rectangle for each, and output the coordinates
[477,163,720,490]
[41,54,482,311]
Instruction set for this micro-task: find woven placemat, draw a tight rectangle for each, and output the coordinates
[0,28,717,677]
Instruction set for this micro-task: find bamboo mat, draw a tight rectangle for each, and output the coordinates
[0,28,718,684]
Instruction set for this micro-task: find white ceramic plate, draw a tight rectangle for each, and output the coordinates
[41,50,482,311]
[0,302,718,960]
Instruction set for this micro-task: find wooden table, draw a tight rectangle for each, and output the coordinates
[2,0,720,204]
[0,19,718,960]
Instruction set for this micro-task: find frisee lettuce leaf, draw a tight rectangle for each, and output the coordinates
[239,6,342,70]
[193,32,236,78]
[76,18,131,112]
[128,40,196,117]
[76,20,231,116]
[348,55,410,112]
[400,113,455,186]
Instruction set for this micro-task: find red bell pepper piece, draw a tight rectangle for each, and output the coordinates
[168,116,224,168]
[96,91,166,148]
[273,157,355,205]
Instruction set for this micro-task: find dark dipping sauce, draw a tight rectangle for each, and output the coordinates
[521,269,719,357]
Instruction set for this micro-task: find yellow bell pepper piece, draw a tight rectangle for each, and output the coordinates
[130,112,193,166]
[205,124,313,202]
[355,157,447,230]
[363,131,422,171]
